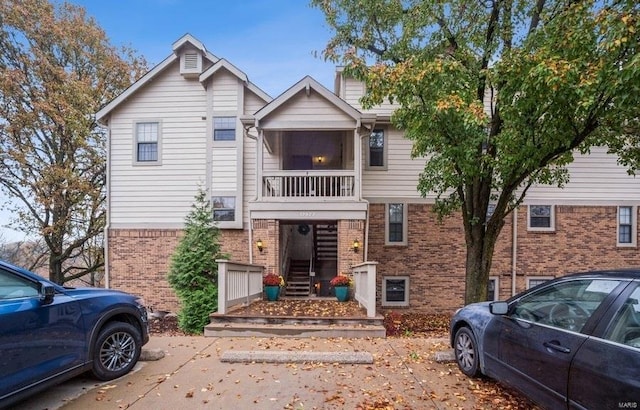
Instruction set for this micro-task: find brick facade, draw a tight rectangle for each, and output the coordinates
[108,205,638,315]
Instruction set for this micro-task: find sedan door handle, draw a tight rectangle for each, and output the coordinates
[543,341,571,354]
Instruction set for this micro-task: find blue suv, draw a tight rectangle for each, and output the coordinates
[0,259,149,408]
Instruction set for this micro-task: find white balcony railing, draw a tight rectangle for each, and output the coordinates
[217,260,264,314]
[262,171,355,199]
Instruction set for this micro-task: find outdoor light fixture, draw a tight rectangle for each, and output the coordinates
[352,239,360,253]
[316,155,324,164]
[256,239,264,253]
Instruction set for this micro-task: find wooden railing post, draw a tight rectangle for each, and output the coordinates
[217,259,228,314]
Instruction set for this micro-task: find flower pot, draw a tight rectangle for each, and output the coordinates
[334,286,349,302]
[264,285,280,301]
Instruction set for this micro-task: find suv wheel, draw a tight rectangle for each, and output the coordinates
[91,322,142,380]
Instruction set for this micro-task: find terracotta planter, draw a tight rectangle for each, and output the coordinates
[334,286,349,302]
[264,286,280,301]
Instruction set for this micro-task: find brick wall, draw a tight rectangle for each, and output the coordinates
[108,228,250,313]
[370,203,640,315]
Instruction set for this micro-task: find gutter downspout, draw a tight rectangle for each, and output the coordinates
[244,125,258,264]
[511,207,518,296]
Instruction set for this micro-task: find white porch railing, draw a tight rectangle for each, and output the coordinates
[351,262,378,318]
[217,260,264,314]
[262,170,355,199]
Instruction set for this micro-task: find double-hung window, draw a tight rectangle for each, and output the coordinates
[386,203,407,245]
[618,206,636,246]
[367,129,386,169]
[212,196,236,222]
[528,205,555,231]
[213,117,236,141]
[135,122,159,163]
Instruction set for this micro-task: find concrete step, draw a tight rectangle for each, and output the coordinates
[204,322,386,338]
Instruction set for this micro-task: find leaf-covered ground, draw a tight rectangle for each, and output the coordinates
[149,300,540,409]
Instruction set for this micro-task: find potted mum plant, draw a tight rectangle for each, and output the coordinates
[330,274,351,302]
[263,273,284,301]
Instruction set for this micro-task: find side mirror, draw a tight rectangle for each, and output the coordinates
[39,282,55,305]
[490,301,509,315]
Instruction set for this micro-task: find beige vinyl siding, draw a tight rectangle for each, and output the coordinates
[212,147,237,190]
[525,146,640,203]
[260,90,356,129]
[244,89,268,115]
[211,70,239,111]
[242,135,257,223]
[340,76,398,117]
[109,62,208,226]
[361,127,429,198]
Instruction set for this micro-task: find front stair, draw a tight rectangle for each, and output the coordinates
[285,259,311,297]
[205,301,386,338]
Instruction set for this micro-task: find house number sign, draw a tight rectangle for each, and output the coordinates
[299,212,316,217]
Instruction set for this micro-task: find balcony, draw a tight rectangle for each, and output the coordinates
[261,171,356,200]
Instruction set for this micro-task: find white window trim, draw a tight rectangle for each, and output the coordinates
[382,276,410,307]
[365,128,388,170]
[212,115,238,147]
[527,276,552,289]
[488,276,499,301]
[132,120,162,166]
[211,191,241,229]
[527,204,555,232]
[385,203,408,246]
[617,205,637,248]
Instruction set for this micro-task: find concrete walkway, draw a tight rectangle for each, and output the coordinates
[15,335,469,410]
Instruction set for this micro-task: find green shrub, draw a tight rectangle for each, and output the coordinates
[167,187,226,334]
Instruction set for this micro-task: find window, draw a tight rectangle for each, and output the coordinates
[135,122,159,163]
[528,205,554,231]
[512,278,621,332]
[487,277,499,301]
[0,268,38,299]
[382,276,409,307]
[618,206,636,246]
[213,117,236,141]
[212,196,235,221]
[386,203,407,245]
[367,129,385,169]
[605,286,640,348]
[527,277,551,289]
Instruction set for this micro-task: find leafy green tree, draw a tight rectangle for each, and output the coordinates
[168,188,225,334]
[0,0,147,284]
[313,0,640,303]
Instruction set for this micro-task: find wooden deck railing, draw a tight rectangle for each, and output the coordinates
[217,260,264,314]
[262,171,355,199]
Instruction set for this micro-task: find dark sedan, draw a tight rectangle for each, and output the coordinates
[0,260,149,409]
[450,269,640,410]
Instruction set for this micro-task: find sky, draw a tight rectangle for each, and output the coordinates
[0,0,339,242]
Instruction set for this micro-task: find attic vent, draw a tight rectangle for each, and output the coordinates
[183,53,199,70]
[180,52,202,78]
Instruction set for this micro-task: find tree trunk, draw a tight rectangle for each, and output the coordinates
[464,218,503,305]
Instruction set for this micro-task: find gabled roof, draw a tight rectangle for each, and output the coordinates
[199,58,271,103]
[97,34,273,124]
[252,75,364,126]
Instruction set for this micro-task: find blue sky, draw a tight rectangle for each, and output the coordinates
[0,0,338,242]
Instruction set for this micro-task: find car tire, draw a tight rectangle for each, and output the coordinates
[454,327,480,377]
[91,321,142,381]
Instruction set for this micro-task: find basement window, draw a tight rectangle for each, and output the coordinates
[382,276,409,307]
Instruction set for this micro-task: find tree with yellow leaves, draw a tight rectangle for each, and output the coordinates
[0,0,147,284]
[313,0,640,303]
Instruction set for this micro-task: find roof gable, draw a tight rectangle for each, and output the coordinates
[253,76,362,125]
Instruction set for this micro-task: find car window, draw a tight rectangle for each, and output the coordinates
[511,279,622,332]
[0,268,39,299]
[604,286,640,349]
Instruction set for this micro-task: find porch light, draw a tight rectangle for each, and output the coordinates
[316,155,324,164]
[256,239,264,253]
[352,239,360,253]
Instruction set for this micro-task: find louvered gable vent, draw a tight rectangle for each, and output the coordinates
[180,51,202,78]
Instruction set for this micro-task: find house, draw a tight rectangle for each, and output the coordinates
[96,34,640,315]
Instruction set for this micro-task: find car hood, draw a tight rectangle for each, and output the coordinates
[452,301,496,331]
[63,287,134,299]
